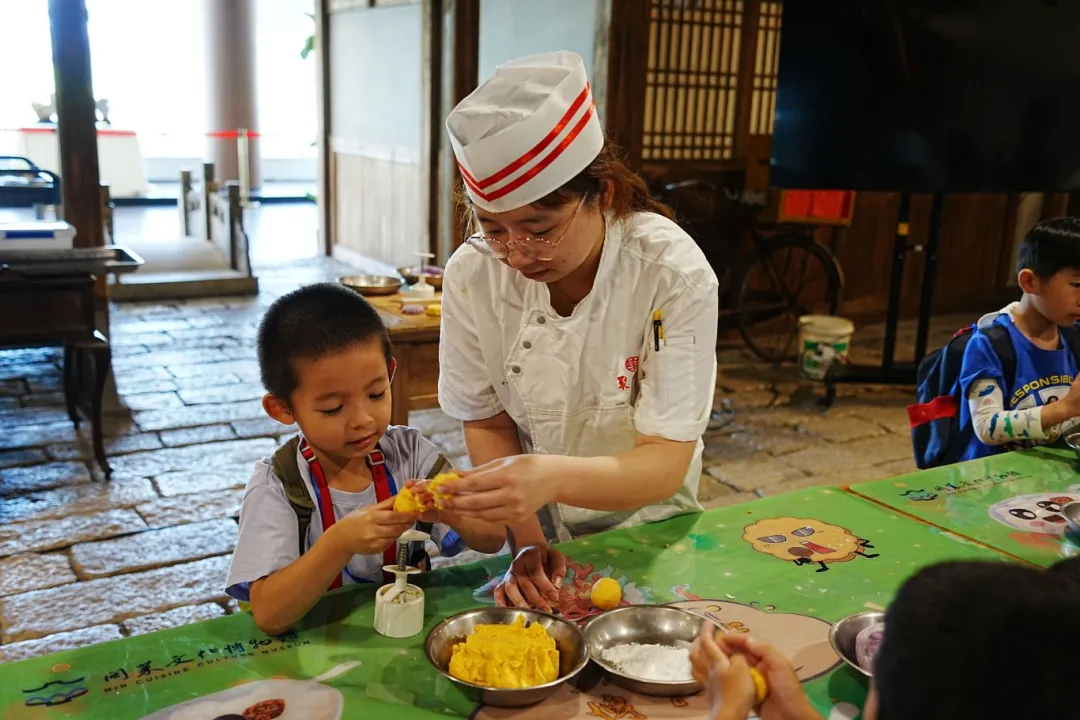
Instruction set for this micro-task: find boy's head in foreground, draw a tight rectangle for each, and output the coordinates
[1016,217,1080,327]
[868,558,1080,720]
[257,283,394,464]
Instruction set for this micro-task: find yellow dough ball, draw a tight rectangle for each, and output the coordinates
[590,577,622,610]
[749,666,768,704]
[425,302,442,317]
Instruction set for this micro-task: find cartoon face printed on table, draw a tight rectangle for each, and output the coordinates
[743,517,879,572]
[988,489,1080,536]
[670,600,841,682]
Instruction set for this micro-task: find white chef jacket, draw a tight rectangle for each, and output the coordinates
[438,210,719,539]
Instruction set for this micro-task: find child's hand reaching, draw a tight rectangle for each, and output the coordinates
[329,497,416,556]
[690,623,755,720]
[691,625,824,720]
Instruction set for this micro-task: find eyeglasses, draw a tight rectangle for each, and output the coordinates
[465,197,586,262]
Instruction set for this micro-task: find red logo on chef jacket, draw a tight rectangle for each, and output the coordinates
[625,356,639,373]
[617,376,629,391]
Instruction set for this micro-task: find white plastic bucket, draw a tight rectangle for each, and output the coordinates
[798,315,854,381]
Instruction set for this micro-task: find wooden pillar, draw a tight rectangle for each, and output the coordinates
[732,0,762,162]
[422,0,444,260]
[203,0,261,187]
[604,0,649,169]
[48,0,104,250]
[451,0,479,106]
[315,0,333,255]
[436,0,480,263]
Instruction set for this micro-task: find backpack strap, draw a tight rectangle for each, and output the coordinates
[270,436,314,558]
[981,325,1017,390]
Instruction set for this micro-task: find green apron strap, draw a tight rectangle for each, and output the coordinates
[271,436,314,557]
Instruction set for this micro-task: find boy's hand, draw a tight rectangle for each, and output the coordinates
[331,497,416,557]
[1060,380,1080,417]
[718,634,823,720]
[691,624,755,720]
[401,479,444,524]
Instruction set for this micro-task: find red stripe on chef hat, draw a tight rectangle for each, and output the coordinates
[447,51,605,213]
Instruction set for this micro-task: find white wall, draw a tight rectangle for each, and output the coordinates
[478,0,599,84]
[330,4,422,156]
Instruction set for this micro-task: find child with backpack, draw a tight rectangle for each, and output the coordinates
[909,217,1080,467]
[225,283,504,635]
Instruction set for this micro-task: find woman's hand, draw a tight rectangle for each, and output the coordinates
[494,545,567,613]
[440,454,563,525]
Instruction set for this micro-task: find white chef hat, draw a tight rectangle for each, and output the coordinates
[446,50,604,213]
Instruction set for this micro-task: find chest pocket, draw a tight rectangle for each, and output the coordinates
[506,314,636,457]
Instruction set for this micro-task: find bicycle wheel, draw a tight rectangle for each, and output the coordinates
[733,234,843,364]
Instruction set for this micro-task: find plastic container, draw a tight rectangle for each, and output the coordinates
[798,315,854,381]
[0,221,76,252]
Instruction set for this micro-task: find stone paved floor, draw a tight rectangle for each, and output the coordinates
[0,255,972,662]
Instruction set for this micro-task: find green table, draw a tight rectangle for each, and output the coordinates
[850,447,1080,567]
[0,488,1006,720]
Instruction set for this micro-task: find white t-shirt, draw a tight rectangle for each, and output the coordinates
[225,426,457,601]
[438,210,719,538]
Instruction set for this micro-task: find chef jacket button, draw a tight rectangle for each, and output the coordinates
[523,341,533,349]
[511,365,521,374]
[537,316,546,325]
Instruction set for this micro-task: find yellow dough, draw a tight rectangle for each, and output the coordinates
[448,615,559,688]
[590,577,622,610]
[425,303,442,317]
[393,472,455,513]
[750,666,768,704]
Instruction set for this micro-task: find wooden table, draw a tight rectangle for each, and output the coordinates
[366,292,442,426]
[0,246,142,477]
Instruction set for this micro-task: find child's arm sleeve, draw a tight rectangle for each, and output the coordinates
[225,463,301,602]
[966,378,1047,445]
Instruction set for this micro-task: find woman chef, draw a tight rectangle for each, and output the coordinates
[436,51,719,611]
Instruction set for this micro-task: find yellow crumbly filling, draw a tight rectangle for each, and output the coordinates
[448,615,560,689]
[393,472,455,513]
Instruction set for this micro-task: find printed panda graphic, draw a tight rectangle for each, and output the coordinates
[987,486,1080,536]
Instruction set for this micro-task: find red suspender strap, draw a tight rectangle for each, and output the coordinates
[299,440,344,590]
[299,441,400,588]
[367,450,399,577]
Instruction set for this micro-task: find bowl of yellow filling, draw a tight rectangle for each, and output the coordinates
[424,608,589,707]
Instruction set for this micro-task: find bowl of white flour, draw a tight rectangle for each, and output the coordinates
[583,605,707,696]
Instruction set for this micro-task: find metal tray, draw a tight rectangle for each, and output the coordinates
[0,245,144,277]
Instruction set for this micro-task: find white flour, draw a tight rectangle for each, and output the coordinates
[601,643,693,682]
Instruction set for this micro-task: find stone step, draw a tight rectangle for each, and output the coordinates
[109,270,259,301]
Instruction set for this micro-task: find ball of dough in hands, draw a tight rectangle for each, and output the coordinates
[393,472,456,513]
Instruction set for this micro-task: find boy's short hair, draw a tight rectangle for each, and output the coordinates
[875,559,1080,720]
[1016,216,1080,278]
[257,283,392,400]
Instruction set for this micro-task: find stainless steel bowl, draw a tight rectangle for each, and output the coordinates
[583,605,705,697]
[338,274,402,296]
[1063,501,1080,539]
[424,607,589,708]
[829,611,884,678]
[1066,433,1080,461]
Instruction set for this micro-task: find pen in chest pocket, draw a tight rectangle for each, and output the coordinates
[652,310,664,351]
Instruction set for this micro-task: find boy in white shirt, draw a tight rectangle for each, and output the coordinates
[226,283,503,635]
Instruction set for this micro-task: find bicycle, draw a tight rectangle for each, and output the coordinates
[650,179,844,364]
